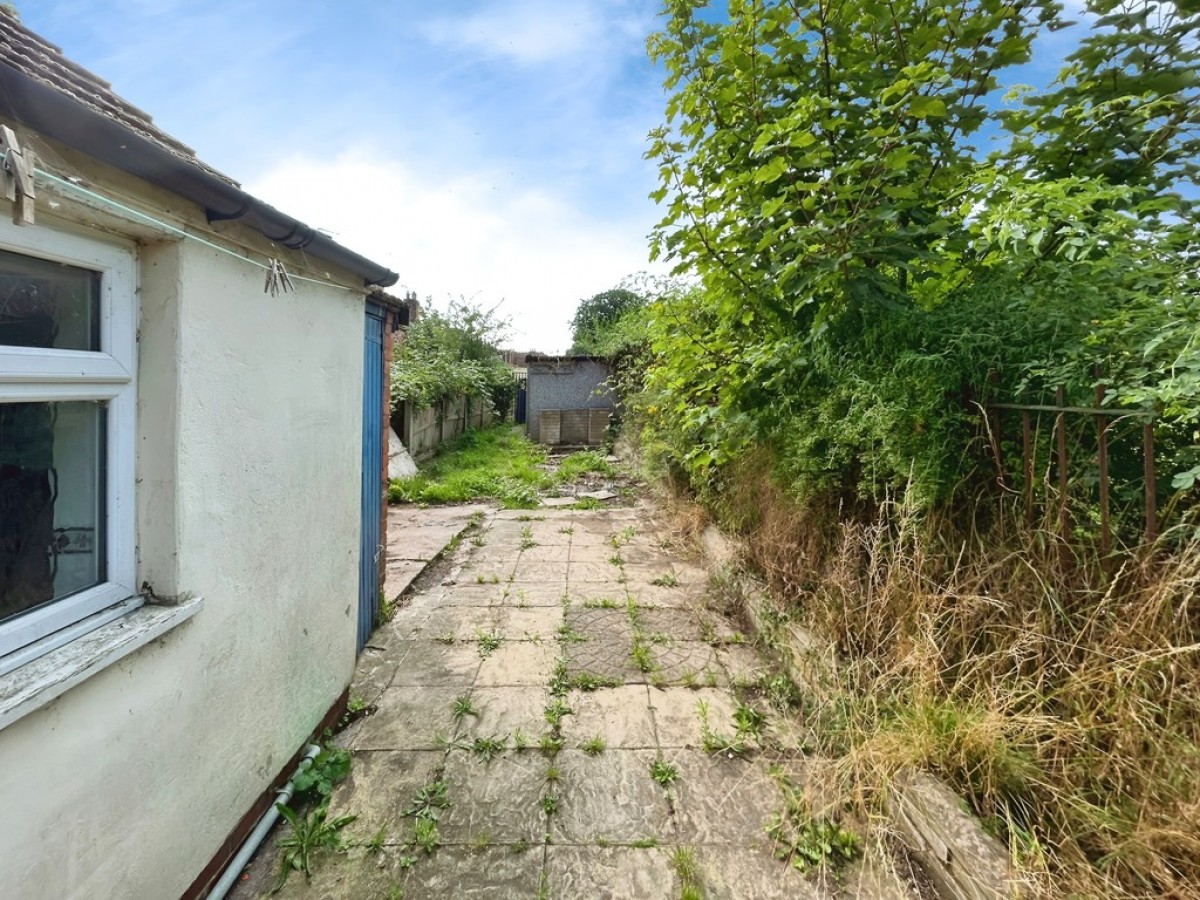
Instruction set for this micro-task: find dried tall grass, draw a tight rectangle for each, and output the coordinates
[724,461,1200,899]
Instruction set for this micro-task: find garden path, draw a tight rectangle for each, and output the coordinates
[233,504,921,899]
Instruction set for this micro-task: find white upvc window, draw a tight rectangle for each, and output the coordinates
[0,219,137,666]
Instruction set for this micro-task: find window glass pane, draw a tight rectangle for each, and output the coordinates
[0,401,106,623]
[0,248,100,351]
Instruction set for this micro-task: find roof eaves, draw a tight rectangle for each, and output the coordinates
[0,12,398,288]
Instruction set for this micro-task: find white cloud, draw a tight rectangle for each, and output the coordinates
[246,148,661,353]
[420,0,647,66]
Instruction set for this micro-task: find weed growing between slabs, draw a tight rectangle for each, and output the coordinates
[582,735,606,756]
[452,694,479,719]
[671,846,705,900]
[475,629,502,658]
[273,744,355,889]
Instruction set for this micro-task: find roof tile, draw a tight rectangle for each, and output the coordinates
[0,9,237,185]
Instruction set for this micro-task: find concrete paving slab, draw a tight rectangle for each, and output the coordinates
[564,635,646,686]
[245,503,918,900]
[352,685,465,751]
[623,563,707,587]
[438,751,549,845]
[648,687,739,749]
[574,517,630,534]
[474,640,559,687]
[717,644,772,687]
[628,564,710,585]
[667,753,781,847]
[377,602,438,643]
[544,846,676,899]
[561,685,656,750]
[454,686,551,745]
[564,607,635,645]
[507,560,569,583]
[267,846,413,900]
[388,503,486,534]
[567,561,626,584]
[481,522,532,542]
[439,584,506,605]
[400,845,544,899]
[327,750,446,841]
[626,584,706,609]
[387,641,481,688]
[550,750,672,845]
[455,561,517,584]
[567,545,620,563]
[563,585,629,608]
[349,645,399,705]
[515,544,571,562]
[644,641,723,686]
[619,548,679,568]
[463,541,523,562]
[524,522,577,545]
[494,507,567,520]
[638,606,708,642]
[383,559,428,602]
[494,583,567,607]
[698,613,752,645]
[421,605,504,643]
[491,606,564,641]
[392,527,465,563]
[693,845,829,900]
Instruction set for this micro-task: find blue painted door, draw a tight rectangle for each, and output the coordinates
[358,302,386,653]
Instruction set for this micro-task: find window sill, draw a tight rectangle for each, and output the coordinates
[0,596,203,731]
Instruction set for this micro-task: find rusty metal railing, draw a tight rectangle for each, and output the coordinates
[986,387,1157,551]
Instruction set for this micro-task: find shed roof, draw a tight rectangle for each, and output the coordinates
[0,11,399,288]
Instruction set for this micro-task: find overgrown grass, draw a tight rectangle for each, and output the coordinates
[700,457,1200,898]
[389,426,549,508]
[555,450,615,482]
[388,426,621,509]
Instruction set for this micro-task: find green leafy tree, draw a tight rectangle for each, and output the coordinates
[568,288,647,355]
[639,0,1198,509]
[1004,0,1200,216]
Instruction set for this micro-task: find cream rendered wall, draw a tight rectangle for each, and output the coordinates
[0,170,366,898]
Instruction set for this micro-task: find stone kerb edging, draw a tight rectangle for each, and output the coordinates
[891,770,1024,900]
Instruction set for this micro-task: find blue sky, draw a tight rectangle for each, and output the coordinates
[22,0,668,352]
[19,2,1097,351]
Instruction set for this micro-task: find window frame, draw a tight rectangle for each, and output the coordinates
[0,220,137,660]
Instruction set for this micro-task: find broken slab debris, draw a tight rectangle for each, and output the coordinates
[577,489,618,501]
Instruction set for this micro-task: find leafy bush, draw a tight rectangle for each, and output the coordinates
[392,298,516,414]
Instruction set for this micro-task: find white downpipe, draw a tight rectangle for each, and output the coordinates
[207,743,321,900]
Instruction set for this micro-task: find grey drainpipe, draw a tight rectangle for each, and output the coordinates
[206,743,321,900]
[0,63,398,288]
